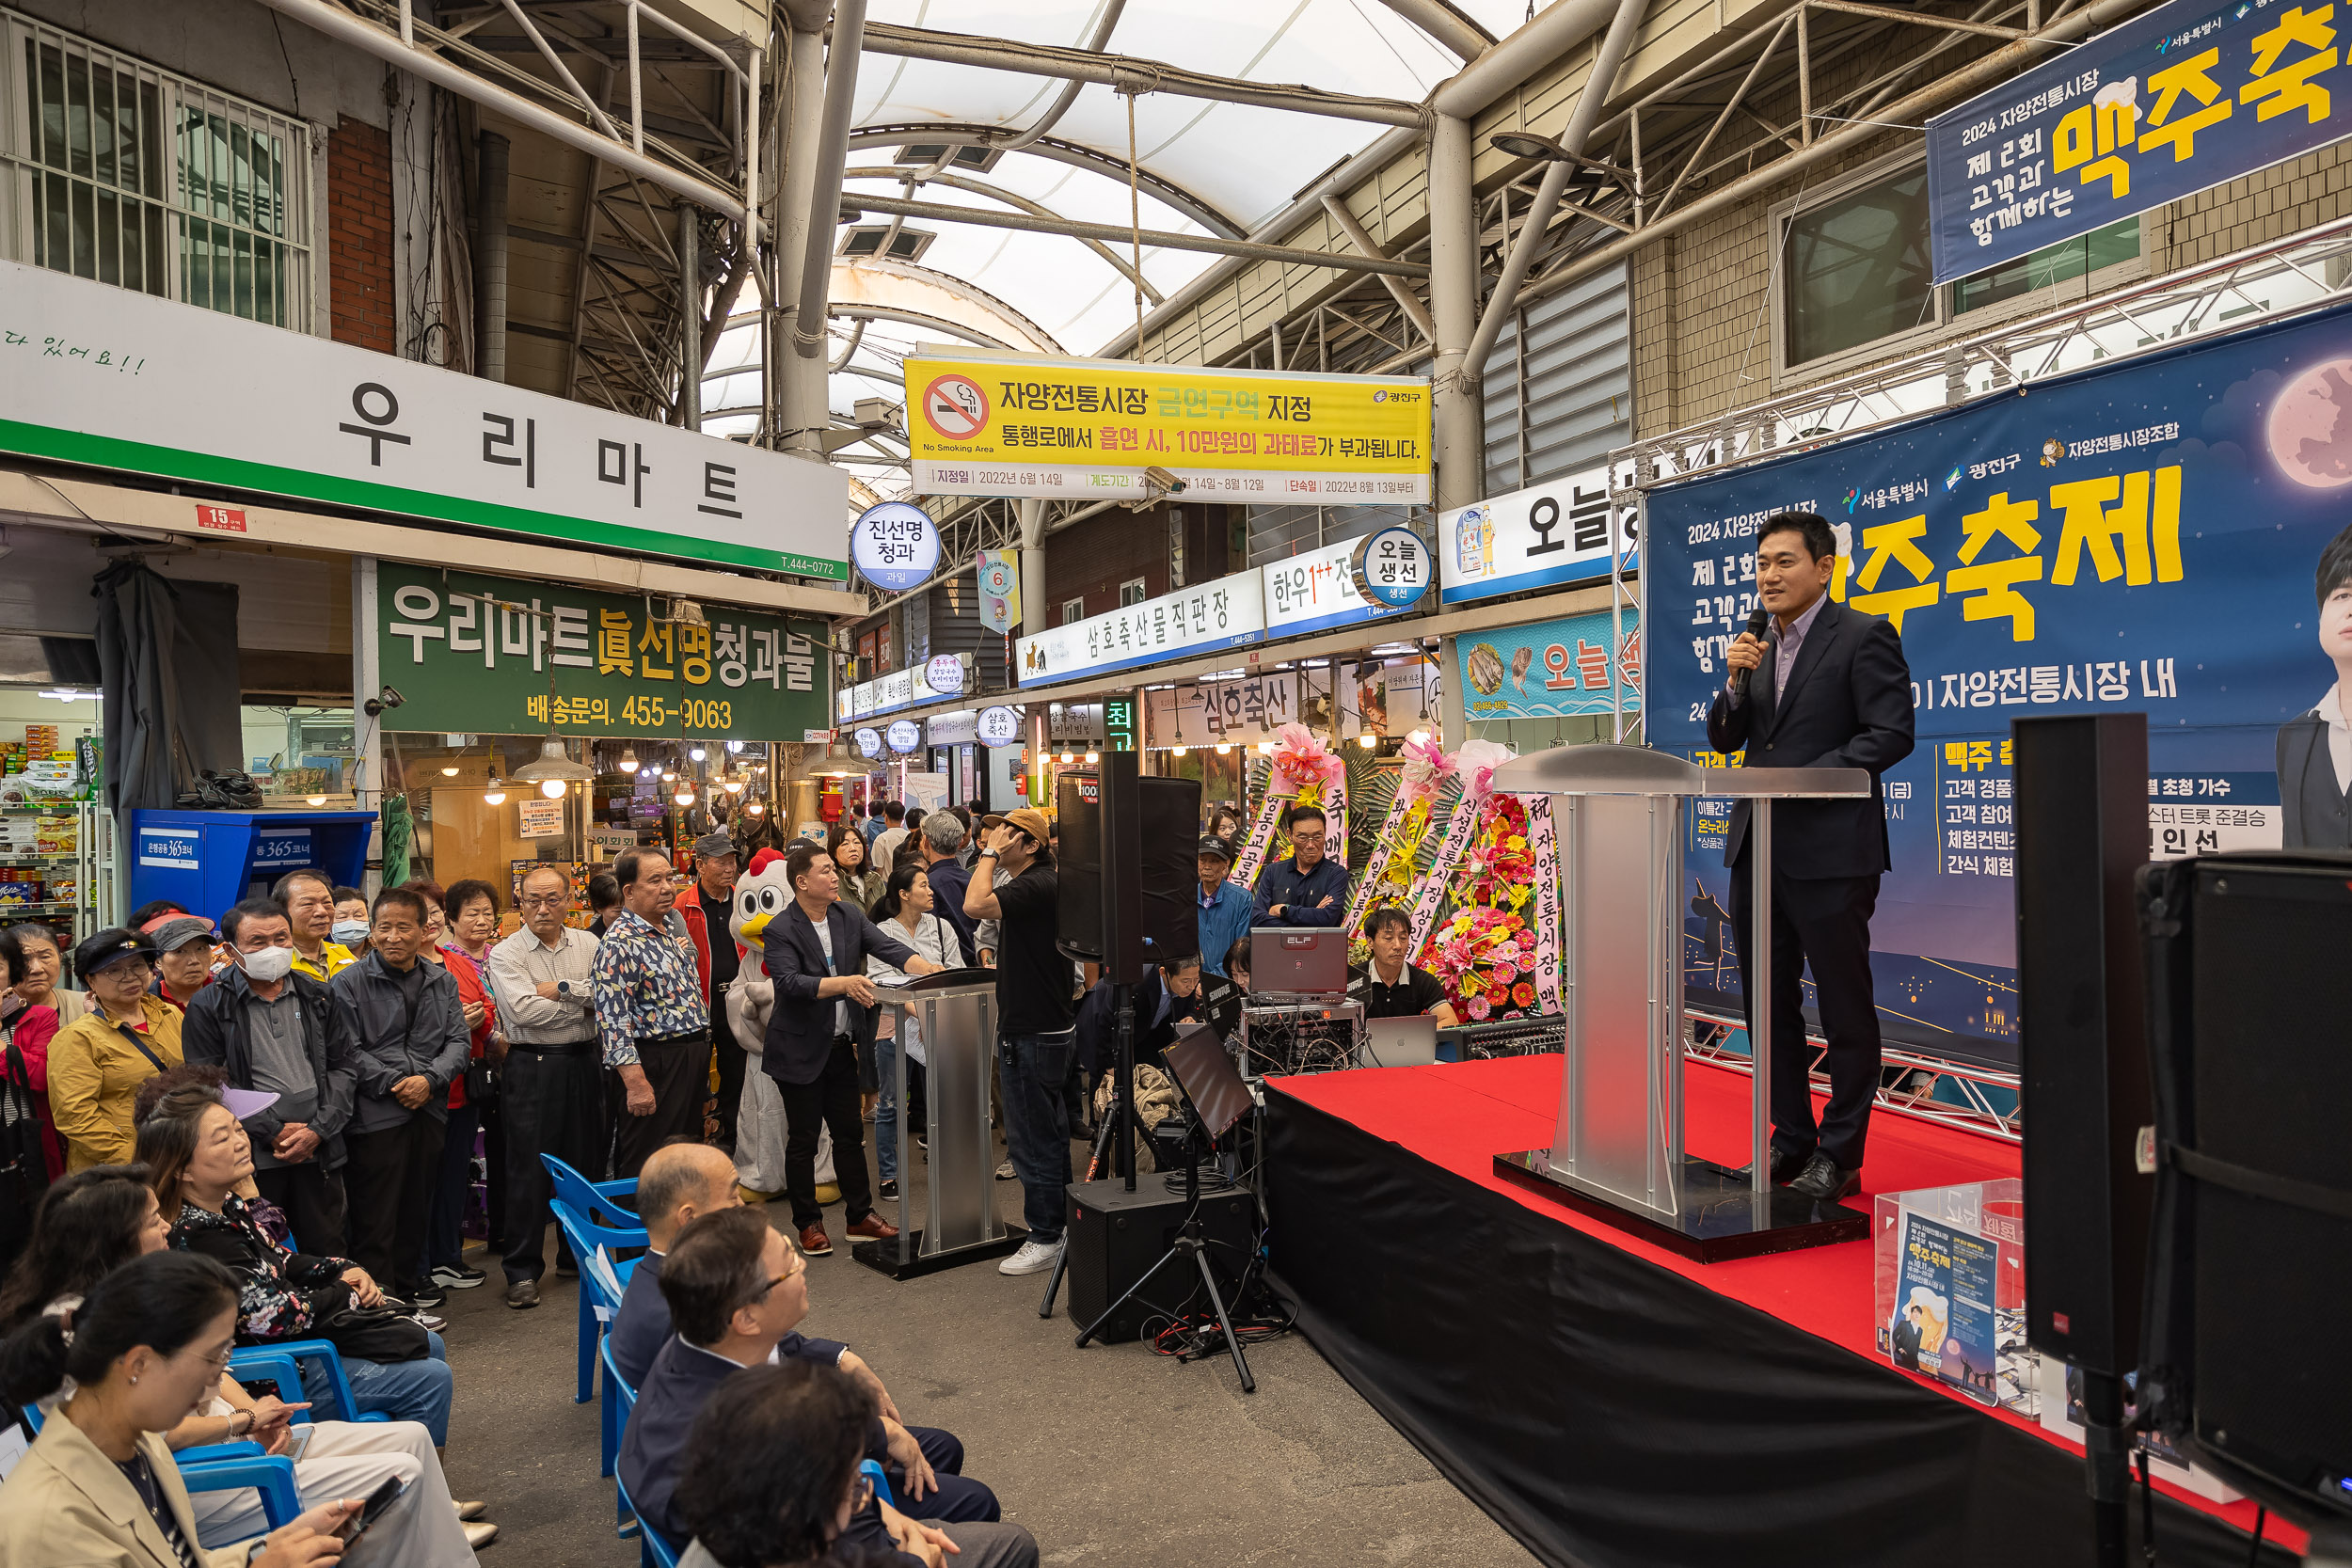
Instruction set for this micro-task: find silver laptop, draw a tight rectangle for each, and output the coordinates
[1363,1014,1438,1069]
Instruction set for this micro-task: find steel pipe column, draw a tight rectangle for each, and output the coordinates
[473,130,510,384]
[1426,113,1483,512]
[775,24,830,454]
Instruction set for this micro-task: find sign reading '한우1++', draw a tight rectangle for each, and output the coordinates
[375,563,831,742]
[0,262,850,578]
[904,348,1432,504]
[1925,0,2352,284]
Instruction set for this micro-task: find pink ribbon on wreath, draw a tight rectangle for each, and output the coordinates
[1395,733,1455,808]
[1270,722,1343,797]
[1451,738,1514,805]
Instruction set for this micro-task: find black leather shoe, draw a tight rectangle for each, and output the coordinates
[1733,1147,1804,1184]
[1788,1149,1861,1201]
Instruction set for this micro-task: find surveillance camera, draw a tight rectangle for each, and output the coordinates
[1142,466,1186,494]
[380,685,406,708]
[362,684,407,718]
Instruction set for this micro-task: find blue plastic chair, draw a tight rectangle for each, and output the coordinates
[179,1449,305,1528]
[614,1465,681,1568]
[220,1350,313,1424]
[599,1335,635,1533]
[542,1156,647,1404]
[861,1458,895,1508]
[228,1340,389,1425]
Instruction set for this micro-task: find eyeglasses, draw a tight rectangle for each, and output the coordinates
[195,1343,235,1373]
[519,894,569,909]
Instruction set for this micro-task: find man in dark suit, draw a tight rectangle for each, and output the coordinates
[755,841,942,1258]
[2277,520,2352,849]
[617,1208,1033,1566]
[1708,511,1915,1201]
[1073,949,1205,1077]
[1891,1303,1926,1370]
[609,1142,743,1387]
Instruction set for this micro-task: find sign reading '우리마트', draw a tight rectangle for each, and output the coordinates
[1926,0,2352,284]
[375,563,830,741]
[0,263,850,577]
[905,348,1432,504]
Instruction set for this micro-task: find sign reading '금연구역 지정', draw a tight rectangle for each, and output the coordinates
[904,349,1431,504]
[375,563,830,741]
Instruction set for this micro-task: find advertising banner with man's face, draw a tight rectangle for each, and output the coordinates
[1645,299,2352,1069]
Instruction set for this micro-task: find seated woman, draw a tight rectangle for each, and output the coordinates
[138,1085,457,1448]
[0,1163,488,1558]
[0,1248,361,1568]
[674,1361,962,1568]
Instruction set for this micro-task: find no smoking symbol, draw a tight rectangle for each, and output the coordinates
[924,374,989,439]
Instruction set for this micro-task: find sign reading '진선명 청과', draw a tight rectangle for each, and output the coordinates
[1926,0,2352,284]
[905,349,1431,504]
[375,563,831,741]
[0,262,850,577]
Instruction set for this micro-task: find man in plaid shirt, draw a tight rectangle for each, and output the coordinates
[592,849,710,1178]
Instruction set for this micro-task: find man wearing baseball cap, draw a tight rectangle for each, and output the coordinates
[961,807,1076,1275]
[1193,837,1252,980]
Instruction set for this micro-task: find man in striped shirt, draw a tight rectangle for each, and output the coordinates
[592,849,710,1180]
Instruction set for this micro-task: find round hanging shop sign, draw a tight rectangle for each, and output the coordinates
[1350,524,1433,610]
[924,654,966,697]
[977,705,1024,747]
[977,553,1017,599]
[850,501,941,592]
[852,727,883,760]
[886,719,924,754]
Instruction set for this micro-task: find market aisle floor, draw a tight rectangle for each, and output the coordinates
[436,1124,1536,1567]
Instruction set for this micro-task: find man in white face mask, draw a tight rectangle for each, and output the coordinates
[182,895,362,1254]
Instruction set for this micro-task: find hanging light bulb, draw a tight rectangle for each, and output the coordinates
[675,785,696,806]
[538,777,566,800]
[304,794,327,806]
[662,768,677,782]
[1258,740,1276,754]
[484,772,507,806]
[440,765,460,777]
[1084,750,1100,764]
[1216,742,1232,755]
[1059,750,1074,764]
[618,745,640,773]
[690,746,707,762]
[724,778,745,794]
[1172,744,1187,758]
[745,797,767,816]
[1358,733,1377,749]
[1407,728,1430,746]
[726,740,744,753]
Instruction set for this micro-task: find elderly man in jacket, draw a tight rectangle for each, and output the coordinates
[330,886,472,1307]
[755,841,941,1259]
[183,895,358,1255]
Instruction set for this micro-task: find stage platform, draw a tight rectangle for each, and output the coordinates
[1263,1054,2302,1568]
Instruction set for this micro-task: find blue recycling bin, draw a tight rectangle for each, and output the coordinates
[128,810,374,925]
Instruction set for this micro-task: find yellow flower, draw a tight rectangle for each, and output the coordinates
[1507,835,1526,850]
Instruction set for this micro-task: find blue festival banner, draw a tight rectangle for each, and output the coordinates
[1647,299,2352,1069]
[1927,0,2352,284]
[1457,608,1643,722]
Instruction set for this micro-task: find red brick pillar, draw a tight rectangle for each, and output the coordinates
[327,119,395,353]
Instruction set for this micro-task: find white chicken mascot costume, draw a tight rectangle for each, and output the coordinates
[727,847,834,1203]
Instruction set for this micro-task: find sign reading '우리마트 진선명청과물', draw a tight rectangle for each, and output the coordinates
[0,262,850,577]
[904,349,1432,504]
[1926,0,2352,284]
[375,563,831,741]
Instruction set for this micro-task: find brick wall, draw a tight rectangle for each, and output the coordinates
[1047,500,1240,622]
[327,119,395,354]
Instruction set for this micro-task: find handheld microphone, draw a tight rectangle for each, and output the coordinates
[1730,607,1770,698]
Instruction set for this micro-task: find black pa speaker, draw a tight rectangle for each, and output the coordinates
[2012,712,2153,1378]
[1057,755,1200,978]
[2137,851,2352,1523]
[1063,1176,1257,1341]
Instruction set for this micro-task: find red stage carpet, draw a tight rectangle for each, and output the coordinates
[1266,1053,2301,1565]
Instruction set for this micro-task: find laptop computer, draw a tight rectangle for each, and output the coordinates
[1250,927,1350,997]
[1363,1013,1438,1069]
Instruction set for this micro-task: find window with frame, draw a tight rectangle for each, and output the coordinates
[1062,596,1086,625]
[1119,577,1147,607]
[1775,153,2143,379]
[2,10,311,330]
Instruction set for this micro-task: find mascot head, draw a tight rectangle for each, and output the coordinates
[730,847,797,962]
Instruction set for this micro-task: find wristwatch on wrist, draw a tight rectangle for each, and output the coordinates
[556,979,574,997]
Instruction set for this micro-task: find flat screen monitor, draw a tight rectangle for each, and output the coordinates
[1249,927,1349,996]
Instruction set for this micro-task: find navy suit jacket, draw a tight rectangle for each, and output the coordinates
[611,1250,849,1390]
[1073,967,1203,1073]
[1250,853,1350,927]
[1704,595,1915,879]
[760,901,917,1085]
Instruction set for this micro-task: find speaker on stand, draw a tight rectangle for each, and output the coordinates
[2013,712,2153,1568]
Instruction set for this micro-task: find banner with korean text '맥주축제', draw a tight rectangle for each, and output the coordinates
[1644,296,2352,1070]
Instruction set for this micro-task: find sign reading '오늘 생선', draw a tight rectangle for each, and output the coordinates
[376,564,832,742]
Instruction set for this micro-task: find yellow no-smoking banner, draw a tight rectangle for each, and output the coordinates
[904,348,1431,505]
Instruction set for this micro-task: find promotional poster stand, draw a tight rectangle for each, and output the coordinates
[854,971,1026,1279]
[1489,746,1874,1261]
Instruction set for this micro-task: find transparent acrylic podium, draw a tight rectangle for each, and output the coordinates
[852,971,1027,1279]
[1488,745,1874,1262]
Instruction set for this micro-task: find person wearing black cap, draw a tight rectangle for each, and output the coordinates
[48,928,183,1171]
[146,916,219,1012]
[1193,836,1252,980]
[686,829,748,1148]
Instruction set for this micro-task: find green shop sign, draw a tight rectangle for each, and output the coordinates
[377,564,831,741]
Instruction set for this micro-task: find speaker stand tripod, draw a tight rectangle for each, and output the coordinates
[1041,986,1136,1320]
[1071,1120,1255,1392]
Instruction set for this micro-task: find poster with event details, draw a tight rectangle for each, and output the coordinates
[903,350,1431,504]
[1648,298,2352,1069]
[1926,0,2352,284]
[376,564,830,743]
